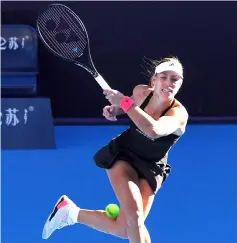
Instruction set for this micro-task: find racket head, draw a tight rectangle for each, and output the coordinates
[37,3,97,75]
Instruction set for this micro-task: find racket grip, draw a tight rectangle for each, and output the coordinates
[95,74,111,90]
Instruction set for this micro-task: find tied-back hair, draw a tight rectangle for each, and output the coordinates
[141,56,183,87]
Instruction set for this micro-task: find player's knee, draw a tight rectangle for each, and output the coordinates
[125,209,144,229]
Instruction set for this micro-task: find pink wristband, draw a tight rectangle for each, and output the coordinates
[120,96,135,113]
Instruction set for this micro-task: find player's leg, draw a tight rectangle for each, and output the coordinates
[42,195,128,240]
[73,179,158,243]
[137,176,163,243]
[77,206,127,238]
[41,163,161,241]
[106,160,146,243]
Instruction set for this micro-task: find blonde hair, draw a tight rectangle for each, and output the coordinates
[141,56,184,87]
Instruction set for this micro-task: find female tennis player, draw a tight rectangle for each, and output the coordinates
[42,57,188,243]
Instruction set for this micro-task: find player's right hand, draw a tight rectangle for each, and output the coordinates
[103,105,117,121]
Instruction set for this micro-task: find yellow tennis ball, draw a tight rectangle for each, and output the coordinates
[105,204,120,219]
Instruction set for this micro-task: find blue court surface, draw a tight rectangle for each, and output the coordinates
[2,125,237,243]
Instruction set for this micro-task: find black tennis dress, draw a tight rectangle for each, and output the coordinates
[94,91,181,193]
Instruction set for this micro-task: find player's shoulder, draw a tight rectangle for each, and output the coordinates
[173,99,189,120]
[132,84,153,105]
[133,84,153,97]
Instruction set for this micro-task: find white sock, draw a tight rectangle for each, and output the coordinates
[68,206,80,224]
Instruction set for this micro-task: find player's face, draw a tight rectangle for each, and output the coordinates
[153,71,183,100]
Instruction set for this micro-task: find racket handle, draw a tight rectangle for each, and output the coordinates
[95,74,111,90]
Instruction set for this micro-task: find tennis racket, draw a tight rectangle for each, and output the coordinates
[36,3,111,90]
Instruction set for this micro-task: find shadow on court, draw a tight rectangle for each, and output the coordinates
[2,125,236,243]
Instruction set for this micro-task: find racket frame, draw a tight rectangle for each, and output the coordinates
[36,3,111,90]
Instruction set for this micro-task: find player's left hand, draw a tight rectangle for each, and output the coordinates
[103,89,125,106]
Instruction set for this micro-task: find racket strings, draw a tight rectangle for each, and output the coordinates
[39,15,72,59]
[38,12,76,59]
[47,8,80,58]
[57,7,87,47]
[56,6,87,50]
[46,7,84,55]
[37,5,87,60]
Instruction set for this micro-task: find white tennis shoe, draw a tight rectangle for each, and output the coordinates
[42,195,79,239]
